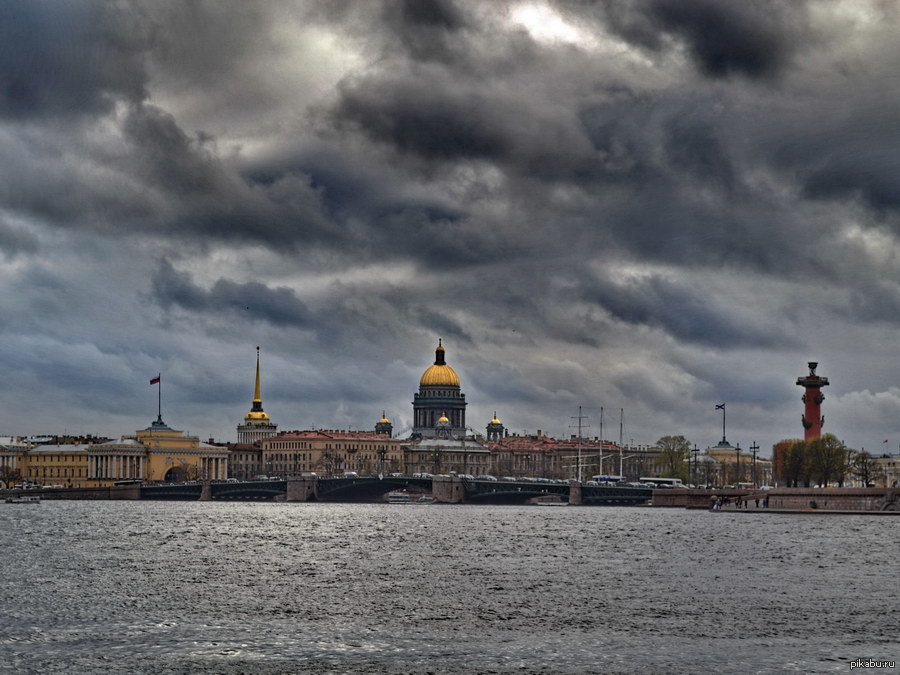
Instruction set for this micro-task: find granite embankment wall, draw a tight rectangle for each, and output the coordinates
[653,487,900,512]
[1,485,142,500]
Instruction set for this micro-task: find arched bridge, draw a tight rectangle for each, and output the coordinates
[138,476,652,505]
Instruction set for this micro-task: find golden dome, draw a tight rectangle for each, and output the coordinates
[437,412,450,423]
[245,410,270,422]
[419,339,461,387]
[420,364,461,387]
[379,415,390,424]
[490,412,502,425]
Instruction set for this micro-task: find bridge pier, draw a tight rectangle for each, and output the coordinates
[432,475,464,503]
[568,481,582,506]
[199,480,212,501]
[111,484,141,500]
[286,476,318,502]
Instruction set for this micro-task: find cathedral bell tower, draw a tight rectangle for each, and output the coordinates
[486,412,504,441]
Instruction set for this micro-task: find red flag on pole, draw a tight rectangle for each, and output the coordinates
[150,375,160,385]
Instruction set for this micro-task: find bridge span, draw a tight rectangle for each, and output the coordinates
[135,476,651,505]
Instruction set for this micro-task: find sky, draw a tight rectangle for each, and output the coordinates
[3,0,900,458]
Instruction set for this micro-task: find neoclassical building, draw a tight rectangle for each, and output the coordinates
[236,347,278,444]
[412,340,467,439]
[3,415,230,487]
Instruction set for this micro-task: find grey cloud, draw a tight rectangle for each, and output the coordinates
[151,260,312,328]
[0,1,147,119]
[582,273,794,349]
[586,0,808,79]
[0,218,38,257]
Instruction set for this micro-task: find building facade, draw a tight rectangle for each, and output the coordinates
[2,416,229,487]
[403,437,491,476]
[259,429,404,477]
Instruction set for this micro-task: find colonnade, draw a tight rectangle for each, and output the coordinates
[200,456,227,480]
[90,454,145,479]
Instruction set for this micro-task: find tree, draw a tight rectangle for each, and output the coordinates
[784,439,809,487]
[656,435,691,482]
[807,434,847,487]
[0,465,22,488]
[850,450,885,487]
[772,439,799,486]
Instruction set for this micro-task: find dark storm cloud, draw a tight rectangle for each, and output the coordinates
[334,73,511,162]
[584,0,808,79]
[0,1,147,118]
[582,272,794,349]
[383,0,469,62]
[151,260,312,328]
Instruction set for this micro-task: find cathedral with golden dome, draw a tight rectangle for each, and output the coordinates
[412,340,467,439]
[236,347,278,444]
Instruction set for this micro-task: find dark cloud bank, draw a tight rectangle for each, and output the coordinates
[2,0,900,455]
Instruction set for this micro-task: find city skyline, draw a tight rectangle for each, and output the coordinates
[3,2,900,456]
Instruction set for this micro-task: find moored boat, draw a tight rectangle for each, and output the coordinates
[5,495,41,504]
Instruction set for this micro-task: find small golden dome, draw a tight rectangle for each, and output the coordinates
[245,411,270,422]
[437,413,450,423]
[379,415,390,424]
[490,414,502,425]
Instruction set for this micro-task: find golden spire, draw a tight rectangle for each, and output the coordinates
[253,346,262,404]
[244,346,270,422]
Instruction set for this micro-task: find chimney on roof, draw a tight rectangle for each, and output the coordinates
[537,429,542,438]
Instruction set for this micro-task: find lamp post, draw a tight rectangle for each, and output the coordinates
[692,444,700,487]
[750,442,759,487]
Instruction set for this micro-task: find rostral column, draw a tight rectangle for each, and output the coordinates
[796,361,829,441]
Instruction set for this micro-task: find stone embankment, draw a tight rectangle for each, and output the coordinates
[653,487,900,513]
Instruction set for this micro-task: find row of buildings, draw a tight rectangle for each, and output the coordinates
[1,341,814,490]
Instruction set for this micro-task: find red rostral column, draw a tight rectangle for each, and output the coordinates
[796,361,829,441]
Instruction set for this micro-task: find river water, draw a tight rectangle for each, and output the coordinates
[0,501,896,674]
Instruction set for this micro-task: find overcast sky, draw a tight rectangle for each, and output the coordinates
[3,0,900,457]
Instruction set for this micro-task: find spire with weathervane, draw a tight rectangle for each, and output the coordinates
[236,346,278,444]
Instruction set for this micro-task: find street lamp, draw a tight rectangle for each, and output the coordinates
[692,444,700,487]
[750,442,759,487]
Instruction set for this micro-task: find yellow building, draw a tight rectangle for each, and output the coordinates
[5,417,230,487]
[134,416,229,482]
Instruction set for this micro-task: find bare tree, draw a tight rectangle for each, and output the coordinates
[850,450,884,487]
[0,466,22,488]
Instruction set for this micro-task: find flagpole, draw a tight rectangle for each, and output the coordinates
[722,405,726,444]
[158,374,162,422]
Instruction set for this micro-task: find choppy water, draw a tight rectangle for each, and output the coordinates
[0,501,897,674]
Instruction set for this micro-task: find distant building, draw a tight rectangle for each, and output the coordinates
[412,340,467,439]
[875,454,900,488]
[485,413,504,442]
[375,412,393,437]
[236,347,278,444]
[487,432,628,479]
[404,436,491,476]
[259,427,403,477]
[697,445,773,486]
[4,415,229,487]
